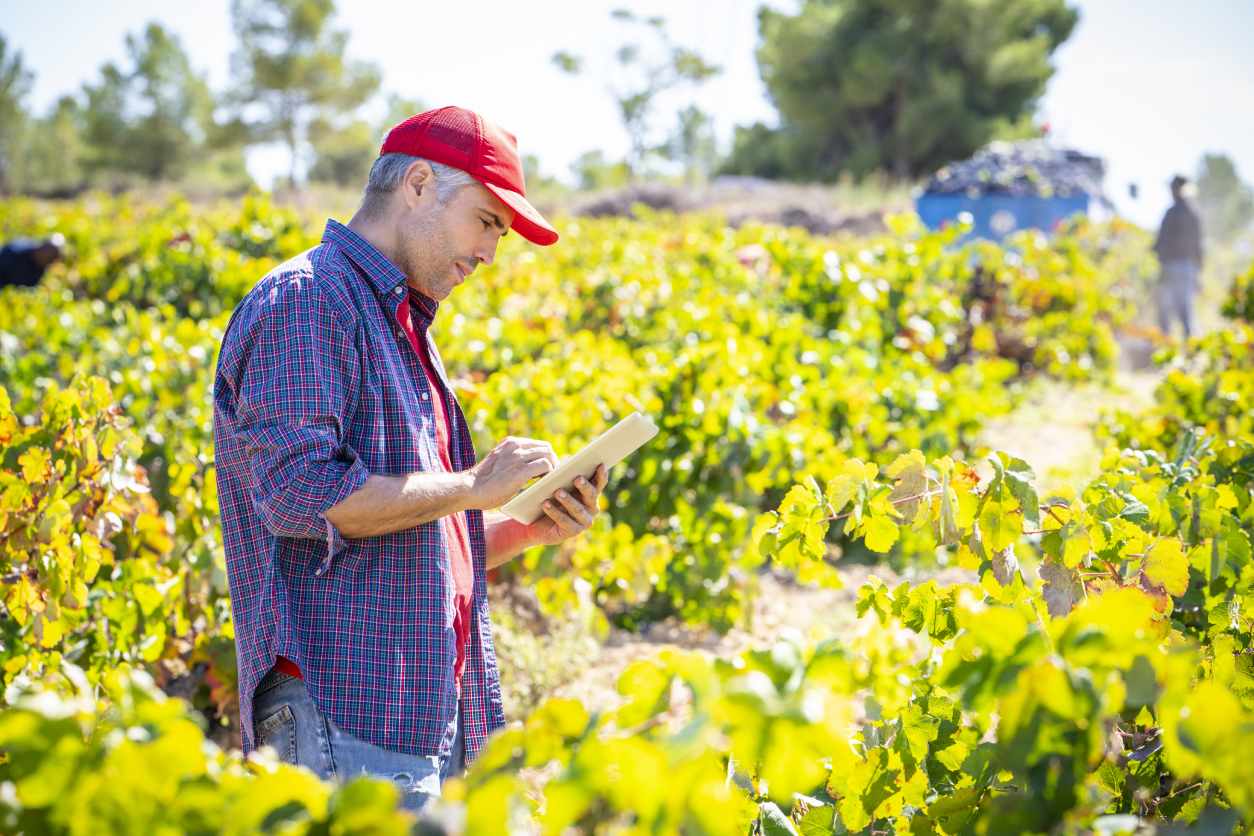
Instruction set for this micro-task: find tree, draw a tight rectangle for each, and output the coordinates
[521,153,563,194]
[377,93,423,133]
[552,9,720,179]
[659,104,718,185]
[306,117,374,187]
[0,34,33,194]
[19,96,88,196]
[1195,153,1254,244]
[81,23,215,182]
[724,0,1077,181]
[308,94,425,189]
[229,0,380,188]
[570,149,631,191]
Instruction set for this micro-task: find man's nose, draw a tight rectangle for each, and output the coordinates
[473,241,497,267]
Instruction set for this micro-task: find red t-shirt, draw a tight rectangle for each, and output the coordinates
[275,296,475,689]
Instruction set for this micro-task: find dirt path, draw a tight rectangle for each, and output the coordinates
[976,367,1159,491]
[547,565,973,714]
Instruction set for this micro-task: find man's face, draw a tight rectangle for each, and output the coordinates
[396,176,515,301]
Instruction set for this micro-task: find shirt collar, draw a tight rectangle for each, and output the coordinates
[405,286,439,329]
[321,219,441,327]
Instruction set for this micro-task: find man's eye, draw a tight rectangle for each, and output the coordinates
[481,219,491,230]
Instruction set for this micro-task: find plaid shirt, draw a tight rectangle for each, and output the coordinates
[213,219,505,760]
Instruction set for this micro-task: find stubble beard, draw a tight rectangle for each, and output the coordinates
[399,211,458,300]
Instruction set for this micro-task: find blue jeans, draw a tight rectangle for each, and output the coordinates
[1157,259,1200,340]
[252,669,464,812]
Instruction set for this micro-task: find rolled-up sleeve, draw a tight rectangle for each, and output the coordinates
[225,273,370,568]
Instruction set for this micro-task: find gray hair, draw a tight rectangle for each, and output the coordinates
[360,153,477,216]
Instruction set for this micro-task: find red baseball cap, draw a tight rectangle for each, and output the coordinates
[380,106,558,246]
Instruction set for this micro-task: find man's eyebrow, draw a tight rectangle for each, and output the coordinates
[480,209,508,234]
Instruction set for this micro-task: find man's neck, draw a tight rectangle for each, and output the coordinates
[346,212,428,294]
[347,212,400,266]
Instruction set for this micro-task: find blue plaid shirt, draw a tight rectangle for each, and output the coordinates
[214,219,505,760]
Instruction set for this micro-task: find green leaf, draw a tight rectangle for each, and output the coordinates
[15,733,83,806]
[934,740,970,771]
[855,577,891,620]
[999,454,1040,527]
[616,661,671,728]
[133,581,165,617]
[797,801,836,835]
[1211,516,1251,581]
[776,482,829,569]
[760,801,800,836]
[826,458,876,516]
[1117,494,1150,524]
[1093,760,1125,797]
[1123,655,1159,708]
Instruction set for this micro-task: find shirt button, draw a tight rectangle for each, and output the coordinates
[393,286,404,295]
[421,392,430,401]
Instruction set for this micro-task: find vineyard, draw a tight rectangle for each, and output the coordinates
[0,193,1250,834]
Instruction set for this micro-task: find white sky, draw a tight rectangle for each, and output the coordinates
[4,0,1253,226]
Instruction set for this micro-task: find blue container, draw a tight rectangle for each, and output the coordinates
[915,192,1091,241]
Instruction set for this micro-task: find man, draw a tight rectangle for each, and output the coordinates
[213,106,608,811]
[1153,174,1204,340]
[0,234,63,289]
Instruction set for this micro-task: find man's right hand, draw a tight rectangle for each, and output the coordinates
[464,437,558,510]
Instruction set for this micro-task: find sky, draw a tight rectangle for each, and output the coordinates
[3,0,1253,227]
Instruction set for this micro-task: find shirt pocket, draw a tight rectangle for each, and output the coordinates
[356,346,432,474]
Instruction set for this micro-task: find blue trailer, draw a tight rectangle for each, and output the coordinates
[915,141,1106,241]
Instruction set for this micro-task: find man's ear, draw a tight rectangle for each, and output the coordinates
[401,160,435,209]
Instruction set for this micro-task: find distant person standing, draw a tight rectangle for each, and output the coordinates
[1153,175,1204,339]
[0,234,64,289]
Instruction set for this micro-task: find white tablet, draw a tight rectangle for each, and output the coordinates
[499,412,659,524]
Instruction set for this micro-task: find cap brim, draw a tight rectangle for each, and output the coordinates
[482,182,559,246]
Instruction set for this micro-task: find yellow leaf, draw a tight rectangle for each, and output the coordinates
[19,448,52,483]
[972,323,997,353]
[979,500,1018,552]
[955,543,981,570]
[34,613,64,648]
[4,576,40,626]
[954,480,979,529]
[79,535,104,582]
[826,458,876,514]
[864,515,900,553]
[825,473,860,515]
[1143,538,1189,597]
[797,559,843,589]
[886,450,928,523]
[1062,526,1091,568]
[1215,484,1237,511]
[0,397,16,444]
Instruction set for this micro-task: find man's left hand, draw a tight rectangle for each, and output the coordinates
[529,465,608,546]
